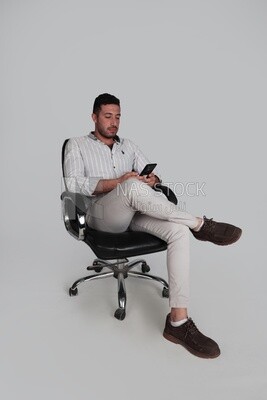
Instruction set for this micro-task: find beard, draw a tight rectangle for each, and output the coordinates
[97,125,118,139]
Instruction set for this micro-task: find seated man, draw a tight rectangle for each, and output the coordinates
[64,93,242,359]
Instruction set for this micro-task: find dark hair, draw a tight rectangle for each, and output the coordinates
[93,93,120,114]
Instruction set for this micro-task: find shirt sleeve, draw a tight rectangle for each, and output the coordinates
[63,138,100,196]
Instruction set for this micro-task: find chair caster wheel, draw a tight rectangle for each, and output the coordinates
[94,267,103,273]
[114,308,126,320]
[90,260,103,272]
[141,262,150,273]
[162,287,169,298]
[69,287,78,296]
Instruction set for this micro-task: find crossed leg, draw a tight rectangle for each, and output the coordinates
[86,178,198,320]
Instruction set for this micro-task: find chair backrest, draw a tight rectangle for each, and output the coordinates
[61,138,69,191]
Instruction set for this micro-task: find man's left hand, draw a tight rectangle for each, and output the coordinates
[141,173,159,187]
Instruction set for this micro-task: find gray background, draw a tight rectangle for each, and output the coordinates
[1,0,266,399]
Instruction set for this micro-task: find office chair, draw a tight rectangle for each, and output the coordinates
[61,139,178,320]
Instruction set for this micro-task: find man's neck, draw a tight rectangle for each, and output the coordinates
[93,131,115,147]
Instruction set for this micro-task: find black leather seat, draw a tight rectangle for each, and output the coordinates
[61,139,177,320]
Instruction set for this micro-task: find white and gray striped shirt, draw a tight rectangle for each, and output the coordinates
[64,132,161,197]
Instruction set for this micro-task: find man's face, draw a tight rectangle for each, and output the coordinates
[92,104,121,139]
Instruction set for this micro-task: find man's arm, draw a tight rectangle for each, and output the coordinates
[64,138,162,196]
[64,138,101,196]
[93,172,160,195]
[92,172,142,195]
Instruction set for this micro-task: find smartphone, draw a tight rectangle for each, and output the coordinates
[139,163,157,176]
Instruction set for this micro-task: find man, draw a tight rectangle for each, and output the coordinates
[64,93,242,359]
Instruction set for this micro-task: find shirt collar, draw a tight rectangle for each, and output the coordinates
[88,131,120,143]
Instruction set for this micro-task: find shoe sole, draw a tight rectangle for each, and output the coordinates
[196,228,242,246]
[163,332,221,359]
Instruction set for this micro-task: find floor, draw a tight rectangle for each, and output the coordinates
[1,224,266,400]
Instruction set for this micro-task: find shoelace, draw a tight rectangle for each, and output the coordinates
[202,216,216,234]
[184,318,199,339]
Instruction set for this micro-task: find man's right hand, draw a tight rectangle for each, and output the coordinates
[118,171,143,183]
[93,172,143,195]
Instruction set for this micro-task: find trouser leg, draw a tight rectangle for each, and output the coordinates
[86,178,191,307]
[86,178,198,232]
[130,214,190,308]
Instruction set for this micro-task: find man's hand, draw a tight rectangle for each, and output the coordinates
[119,172,159,188]
[140,172,159,187]
[118,171,143,183]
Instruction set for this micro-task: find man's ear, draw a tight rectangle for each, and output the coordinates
[92,113,97,123]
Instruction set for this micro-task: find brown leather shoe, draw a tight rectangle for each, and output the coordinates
[190,216,242,245]
[163,314,220,359]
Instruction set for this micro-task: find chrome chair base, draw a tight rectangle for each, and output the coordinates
[69,258,169,320]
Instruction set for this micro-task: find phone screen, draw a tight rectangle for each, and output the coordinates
[139,163,157,176]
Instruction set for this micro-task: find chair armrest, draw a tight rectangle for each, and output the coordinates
[61,191,88,240]
[153,183,178,205]
[61,191,88,213]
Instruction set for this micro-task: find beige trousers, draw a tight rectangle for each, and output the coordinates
[86,178,198,308]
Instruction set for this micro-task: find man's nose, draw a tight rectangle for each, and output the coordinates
[111,118,118,126]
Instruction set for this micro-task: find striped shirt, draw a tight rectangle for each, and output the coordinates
[64,132,161,197]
